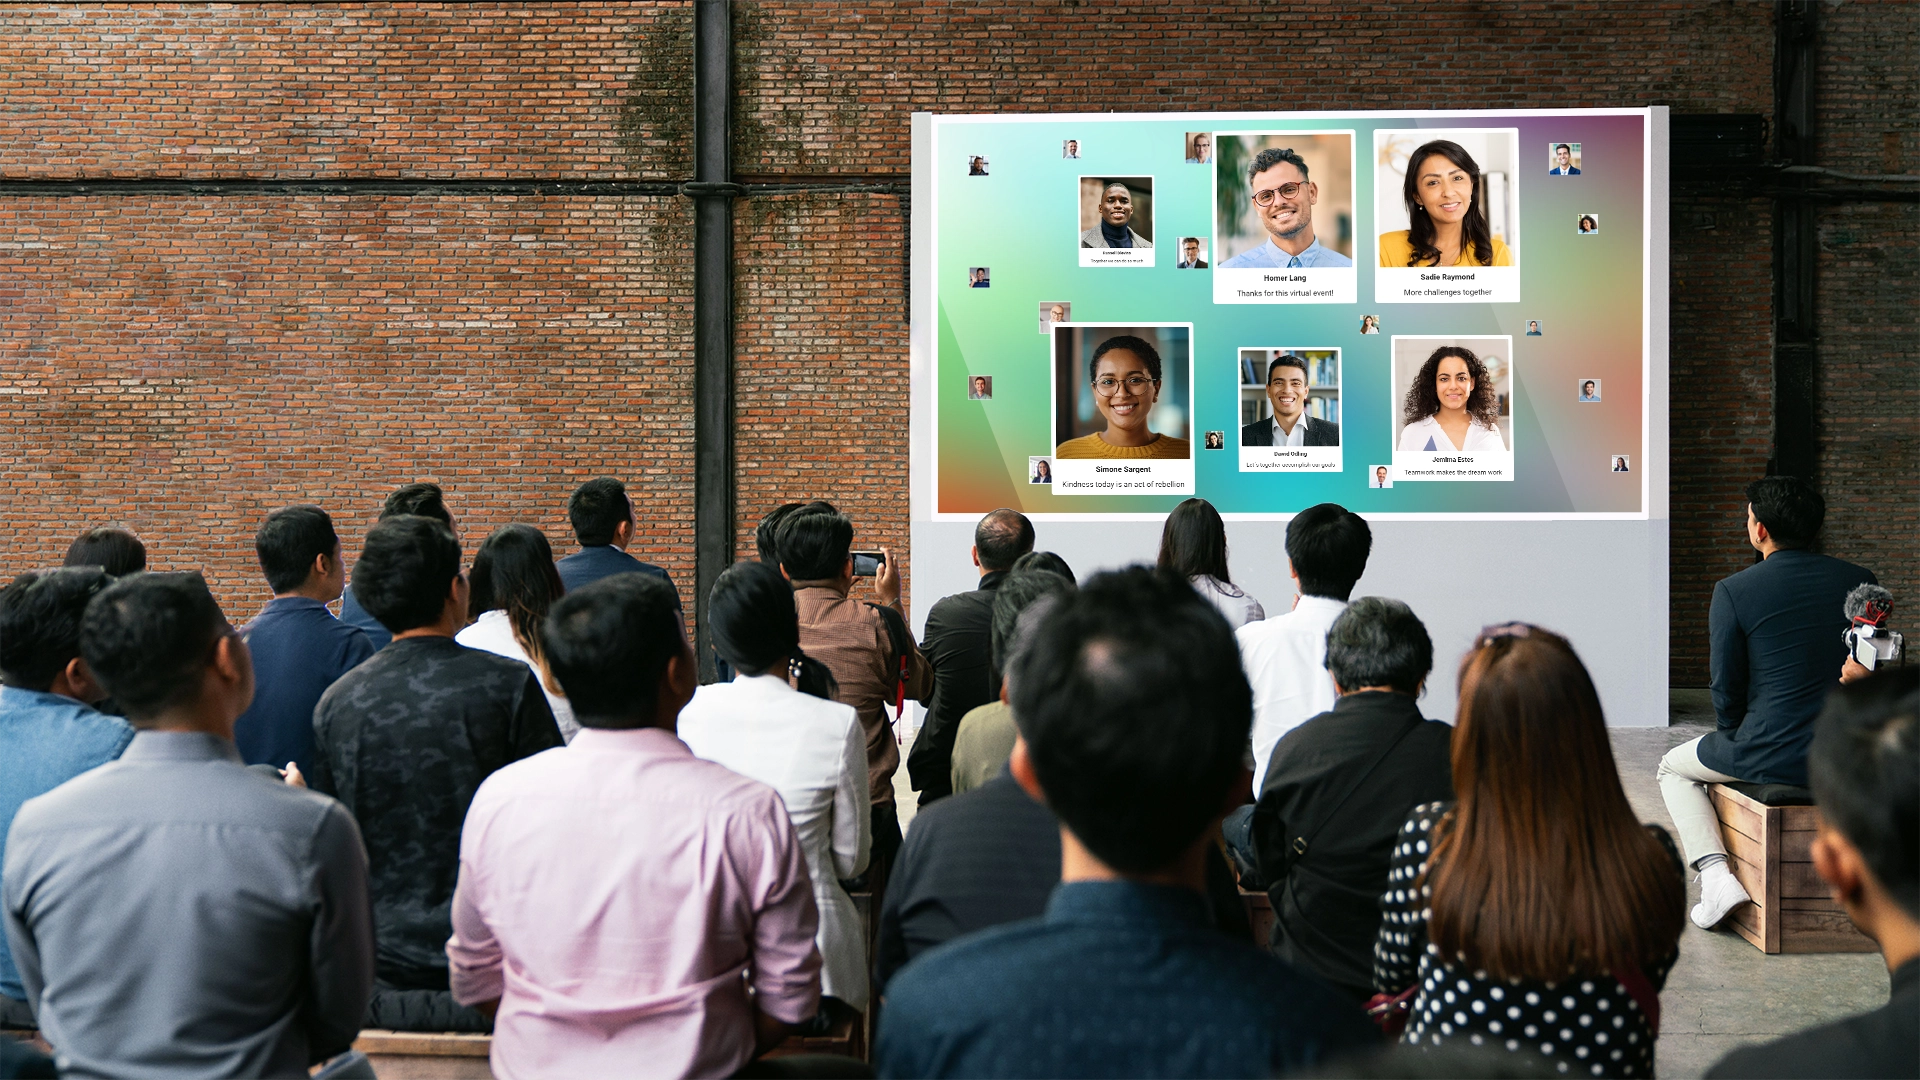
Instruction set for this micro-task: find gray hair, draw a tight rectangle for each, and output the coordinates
[1323,597,1432,695]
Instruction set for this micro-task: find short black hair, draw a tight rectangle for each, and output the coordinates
[1012,550,1076,583]
[255,505,340,594]
[1248,145,1310,184]
[1324,597,1434,695]
[79,571,227,722]
[1266,353,1310,384]
[1808,667,1918,919]
[0,567,112,691]
[1088,334,1162,384]
[975,508,1036,572]
[351,515,463,633]
[1286,502,1372,601]
[755,503,805,565]
[1555,143,1572,153]
[777,501,854,581]
[542,574,685,728]
[989,567,1074,688]
[62,528,147,577]
[1746,475,1824,549]
[569,477,633,547]
[1010,566,1251,875]
[380,482,451,525]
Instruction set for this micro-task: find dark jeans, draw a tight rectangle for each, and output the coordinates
[733,1054,873,1079]
[842,802,902,894]
[0,993,34,1031]
[364,979,493,1033]
[1222,803,1258,882]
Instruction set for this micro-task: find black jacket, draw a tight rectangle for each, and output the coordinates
[907,570,1007,805]
[1239,415,1340,447]
[1707,958,1916,1079]
[1250,691,1453,995]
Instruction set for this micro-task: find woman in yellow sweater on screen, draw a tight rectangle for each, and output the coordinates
[1054,334,1191,460]
[1379,139,1514,268]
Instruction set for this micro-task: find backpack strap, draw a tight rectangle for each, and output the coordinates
[1251,711,1425,889]
[865,602,913,717]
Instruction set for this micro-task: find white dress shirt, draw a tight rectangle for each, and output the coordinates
[678,674,872,1009]
[1397,414,1506,452]
[1235,595,1348,793]
[1190,575,1266,630]
[1270,416,1309,447]
[456,609,579,742]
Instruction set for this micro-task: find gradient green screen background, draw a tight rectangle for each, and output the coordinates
[931,110,1650,518]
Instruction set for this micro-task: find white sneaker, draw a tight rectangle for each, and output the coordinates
[1691,866,1753,929]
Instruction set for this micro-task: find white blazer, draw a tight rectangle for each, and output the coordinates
[1190,574,1265,630]
[678,674,872,1009]
[455,609,579,742]
[1397,414,1506,452]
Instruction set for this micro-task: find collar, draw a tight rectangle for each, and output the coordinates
[120,730,242,763]
[1045,880,1212,929]
[0,684,96,712]
[1266,236,1325,261]
[1293,594,1349,618]
[979,569,1010,591]
[1271,414,1307,440]
[569,725,690,755]
[1330,689,1422,717]
[793,581,853,599]
[263,596,331,614]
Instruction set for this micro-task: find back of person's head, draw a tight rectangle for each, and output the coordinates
[1430,625,1685,979]
[1324,597,1432,695]
[542,574,685,728]
[0,568,113,691]
[988,567,1075,689]
[351,515,463,634]
[1808,667,1918,919]
[708,560,837,700]
[470,524,564,657]
[1746,475,1824,548]
[568,477,633,547]
[380,482,451,526]
[1285,502,1372,600]
[1157,498,1231,583]
[974,508,1036,572]
[1012,550,1076,583]
[62,527,147,577]
[79,571,228,723]
[755,502,805,565]
[776,501,853,582]
[255,505,340,594]
[1010,566,1250,875]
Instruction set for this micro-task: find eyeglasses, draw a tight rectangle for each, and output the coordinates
[1474,622,1535,649]
[1092,375,1156,396]
[1252,182,1307,206]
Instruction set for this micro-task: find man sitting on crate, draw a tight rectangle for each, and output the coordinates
[1657,476,1878,930]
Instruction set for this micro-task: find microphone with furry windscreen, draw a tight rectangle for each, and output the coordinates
[1842,583,1904,672]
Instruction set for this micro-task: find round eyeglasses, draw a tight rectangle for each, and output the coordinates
[1252,182,1307,207]
[1093,375,1156,396]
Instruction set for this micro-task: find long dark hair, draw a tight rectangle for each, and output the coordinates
[1157,498,1232,584]
[1401,140,1494,267]
[1402,345,1501,429]
[1426,626,1685,979]
[470,524,566,692]
[709,560,837,700]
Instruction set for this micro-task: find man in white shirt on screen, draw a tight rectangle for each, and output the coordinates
[1219,147,1352,269]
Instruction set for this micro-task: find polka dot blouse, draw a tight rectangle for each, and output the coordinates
[1372,802,1683,1079]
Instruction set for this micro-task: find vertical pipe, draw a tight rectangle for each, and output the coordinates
[1771,1,1817,480]
[692,0,735,680]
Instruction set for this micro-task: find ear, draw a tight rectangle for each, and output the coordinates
[1009,736,1045,804]
[310,549,334,583]
[1288,561,1299,584]
[971,546,981,569]
[60,656,108,705]
[1810,826,1865,908]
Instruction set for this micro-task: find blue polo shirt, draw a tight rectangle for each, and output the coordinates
[876,879,1373,1078]
[1219,236,1353,269]
[233,597,375,778]
[0,685,134,1001]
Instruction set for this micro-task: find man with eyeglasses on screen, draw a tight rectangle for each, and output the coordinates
[1220,147,1352,269]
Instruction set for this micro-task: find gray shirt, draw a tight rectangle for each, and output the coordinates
[3,732,374,1079]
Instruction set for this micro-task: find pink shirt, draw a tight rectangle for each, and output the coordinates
[447,727,821,1079]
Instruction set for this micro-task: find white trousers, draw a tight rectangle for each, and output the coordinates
[1657,735,1741,868]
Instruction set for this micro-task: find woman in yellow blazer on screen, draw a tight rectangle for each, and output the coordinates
[1055,335,1191,460]
[1379,140,1515,268]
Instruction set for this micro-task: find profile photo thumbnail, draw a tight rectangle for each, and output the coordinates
[1176,237,1208,269]
[1062,138,1081,159]
[967,266,991,288]
[968,375,993,400]
[1578,213,1599,234]
[1578,379,1602,402]
[967,155,988,176]
[1185,132,1213,164]
[1375,131,1518,268]
[1611,455,1631,473]
[1204,430,1225,450]
[1215,133,1355,269]
[1029,456,1053,484]
[1051,324,1191,460]
[1038,300,1071,336]
[1391,337,1512,452]
[1079,176,1154,251]
[1549,142,1582,175]
[1370,464,1392,489]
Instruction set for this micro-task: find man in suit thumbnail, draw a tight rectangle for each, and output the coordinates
[1176,238,1208,269]
[1550,144,1581,175]
[1240,354,1338,447]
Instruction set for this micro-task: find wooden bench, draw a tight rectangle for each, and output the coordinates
[351,1030,492,1079]
[1709,782,1875,955]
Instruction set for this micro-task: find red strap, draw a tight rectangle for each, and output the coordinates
[1614,964,1661,1037]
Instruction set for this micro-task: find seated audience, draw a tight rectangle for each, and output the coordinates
[311,515,562,1031]
[1659,477,1877,929]
[448,574,820,1078]
[1011,549,1075,583]
[1707,668,1917,1079]
[1244,597,1453,1002]
[1374,624,1685,1077]
[60,527,147,576]
[0,568,132,1029]
[233,505,374,779]
[555,477,675,594]
[876,568,1373,1078]
[339,482,456,650]
[3,572,373,1076]
[779,502,931,876]
[908,508,1035,806]
[679,561,871,1020]
[455,524,577,742]
[1160,497,1264,628]
[949,568,1073,796]
[877,573,1072,994]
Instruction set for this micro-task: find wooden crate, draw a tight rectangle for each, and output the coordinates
[1708,784,1875,955]
[352,1030,493,1080]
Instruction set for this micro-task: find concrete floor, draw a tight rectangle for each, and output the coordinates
[894,689,1895,1079]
